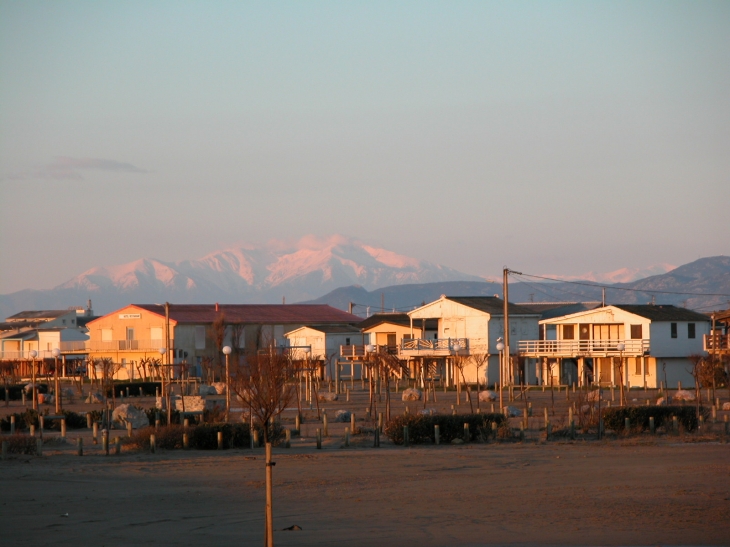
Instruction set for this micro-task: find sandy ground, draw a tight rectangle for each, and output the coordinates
[2,386,730,546]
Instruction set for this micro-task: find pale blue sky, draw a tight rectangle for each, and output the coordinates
[1,0,729,293]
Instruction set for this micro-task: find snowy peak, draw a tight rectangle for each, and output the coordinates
[52,235,484,302]
[544,263,676,284]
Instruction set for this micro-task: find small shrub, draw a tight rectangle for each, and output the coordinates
[602,405,708,433]
[144,407,181,425]
[384,413,506,445]
[4,433,38,454]
[129,426,185,450]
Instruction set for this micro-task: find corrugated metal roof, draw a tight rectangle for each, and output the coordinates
[613,305,711,322]
[6,310,72,321]
[131,304,360,324]
[517,302,603,320]
[445,297,540,316]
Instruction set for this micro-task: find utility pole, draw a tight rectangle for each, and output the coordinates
[165,302,171,425]
[503,268,522,386]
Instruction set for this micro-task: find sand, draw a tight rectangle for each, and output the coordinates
[1,440,729,546]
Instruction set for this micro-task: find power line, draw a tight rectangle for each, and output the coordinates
[510,271,730,298]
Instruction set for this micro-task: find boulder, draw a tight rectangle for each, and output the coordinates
[656,397,668,406]
[211,382,227,395]
[722,402,730,411]
[478,390,497,402]
[112,404,149,430]
[24,383,40,393]
[334,410,351,422]
[450,438,464,445]
[505,406,522,417]
[85,391,105,404]
[673,389,696,401]
[317,391,338,402]
[419,408,435,416]
[402,388,422,402]
[173,396,206,412]
[199,384,218,396]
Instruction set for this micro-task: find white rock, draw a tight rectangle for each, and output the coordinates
[317,391,338,402]
[211,382,227,395]
[112,404,149,430]
[402,388,422,402]
[505,406,522,417]
[673,389,696,401]
[722,402,730,411]
[334,410,351,422]
[85,391,105,404]
[656,397,668,406]
[173,395,206,412]
[478,390,497,402]
[451,438,464,444]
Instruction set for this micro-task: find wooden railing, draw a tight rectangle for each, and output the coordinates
[518,339,650,356]
[704,334,730,352]
[399,338,469,354]
[340,344,397,359]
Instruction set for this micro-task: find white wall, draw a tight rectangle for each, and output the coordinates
[649,321,710,357]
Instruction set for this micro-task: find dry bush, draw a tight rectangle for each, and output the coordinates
[129,426,185,450]
[4,433,37,454]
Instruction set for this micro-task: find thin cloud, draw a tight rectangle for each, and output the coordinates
[1,157,148,181]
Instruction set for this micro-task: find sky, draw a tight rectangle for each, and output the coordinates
[1,0,729,294]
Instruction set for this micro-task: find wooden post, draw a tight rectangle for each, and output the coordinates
[543,407,548,428]
[102,430,109,455]
[183,418,189,428]
[451,404,456,416]
[139,387,143,397]
[316,428,322,449]
[649,416,655,434]
[253,429,259,448]
[150,434,156,453]
[183,433,189,449]
[30,424,35,437]
[36,438,42,456]
[463,423,469,443]
[346,388,350,402]
[546,422,552,441]
[295,413,301,432]
[86,412,92,429]
[265,443,274,547]
[374,428,380,448]
[323,413,328,437]
[285,429,291,448]
[115,437,121,455]
[672,416,679,434]
[77,437,83,456]
[350,413,356,435]
[378,412,383,432]
[519,422,524,442]
[10,415,15,435]
[344,427,350,447]
[711,406,717,423]
[39,415,44,432]
[491,421,498,441]
[217,431,223,450]
[434,424,440,445]
[403,425,409,447]
[61,418,66,439]
[624,417,630,434]
[127,422,133,438]
[92,422,98,444]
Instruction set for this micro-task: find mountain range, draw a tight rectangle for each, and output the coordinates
[1,234,727,319]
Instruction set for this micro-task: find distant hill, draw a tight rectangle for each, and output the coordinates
[305,256,730,316]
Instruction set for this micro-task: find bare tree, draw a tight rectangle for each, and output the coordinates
[452,354,474,413]
[229,351,297,547]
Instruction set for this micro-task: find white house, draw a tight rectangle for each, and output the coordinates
[285,324,363,380]
[403,296,541,386]
[518,304,711,388]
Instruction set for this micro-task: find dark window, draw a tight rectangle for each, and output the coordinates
[345,338,350,346]
[688,323,695,339]
[630,325,642,339]
[671,323,677,338]
[563,325,575,340]
[634,357,641,375]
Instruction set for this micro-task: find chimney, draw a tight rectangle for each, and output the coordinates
[215,303,219,312]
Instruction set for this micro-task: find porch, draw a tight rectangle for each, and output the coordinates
[518,339,650,358]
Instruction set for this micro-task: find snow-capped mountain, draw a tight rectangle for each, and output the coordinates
[544,263,675,284]
[1,236,483,316]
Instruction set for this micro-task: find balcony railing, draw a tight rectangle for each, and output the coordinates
[399,338,469,355]
[704,334,730,352]
[340,344,398,359]
[518,339,650,356]
[87,339,170,352]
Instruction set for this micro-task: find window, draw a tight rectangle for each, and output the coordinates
[688,323,695,339]
[151,327,163,341]
[345,338,350,346]
[101,329,113,342]
[670,323,677,339]
[195,326,206,349]
[563,325,575,340]
[630,325,642,339]
[634,357,641,375]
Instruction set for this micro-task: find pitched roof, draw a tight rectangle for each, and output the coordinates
[131,304,360,325]
[290,324,362,334]
[6,310,72,321]
[613,305,711,322]
[358,313,439,330]
[517,302,603,320]
[445,297,540,316]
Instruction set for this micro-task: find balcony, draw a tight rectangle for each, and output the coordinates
[704,333,730,353]
[519,339,650,357]
[87,339,171,352]
[399,338,469,357]
[340,344,398,360]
